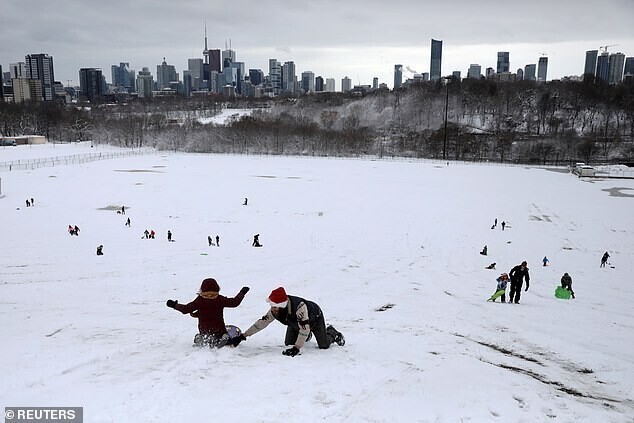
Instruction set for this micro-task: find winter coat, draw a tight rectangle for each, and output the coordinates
[244,295,323,349]
[509,265,530,286]
[496,276,508,291]
[173,290,246,337]
[561,273,572,288]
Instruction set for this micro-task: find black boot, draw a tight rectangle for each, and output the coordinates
[326,325,345,346]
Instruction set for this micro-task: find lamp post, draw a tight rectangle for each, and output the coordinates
[442,76,451,161]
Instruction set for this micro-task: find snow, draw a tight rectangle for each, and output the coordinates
[1,144,633,422]
[197,108,252,125]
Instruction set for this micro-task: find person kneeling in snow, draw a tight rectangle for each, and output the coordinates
[233,287,345,356]
[166,278,249,348]
[487,273,508,302]
[560,273,575,299]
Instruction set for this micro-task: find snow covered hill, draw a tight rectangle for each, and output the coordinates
[1,144,633,422]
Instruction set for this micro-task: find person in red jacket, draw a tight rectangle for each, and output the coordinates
[166,278,249,348]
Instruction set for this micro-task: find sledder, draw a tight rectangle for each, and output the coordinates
[487,273,509,303]
[166,278,249,348]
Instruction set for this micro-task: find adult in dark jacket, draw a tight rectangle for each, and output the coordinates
[509,261,530,304]
[235,287,345,356]
[561,273,575,298]
[166,278,249,347]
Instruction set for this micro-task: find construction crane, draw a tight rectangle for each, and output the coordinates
[600,44,618,53]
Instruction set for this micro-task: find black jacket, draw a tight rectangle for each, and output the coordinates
[510,265,530,287]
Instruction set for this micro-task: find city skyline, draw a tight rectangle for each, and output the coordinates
[2,0,634,89]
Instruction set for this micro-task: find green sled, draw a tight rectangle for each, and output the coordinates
[555,286,571,300]
[488,289,506,302]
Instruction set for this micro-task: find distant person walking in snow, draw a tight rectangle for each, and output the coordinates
[74,225,80,235]
[166,278,250,348]
[150,230,155,239]
[561,273,575,299]
[509,261,530,304]
[26,199,31,207]
[601,252,610,268]
[487,273,509,302]
[144,229,150,239]
[125,217,131,227]
[216,235,220,247]
[543,256,549,266]
[233,287,345,356]
[167,230,173,242]
[31,198,35,206]
[96,245,104,255]
[243,198,248,206]
[121,205,125,215]
[208,236,213,246]
[480,245,488,256]
[252,234,261,247]
[501,221,506,231]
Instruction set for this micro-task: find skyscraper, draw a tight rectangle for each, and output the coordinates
[596,52,610,82]
[467,64,481,79]
[372,77,378,90]
[524,64,536,81]
[341,76,352,92]
[608,53,625,84]
[248,69,264,86]
[188,58,204,89]
[537,57,548,82]
[281,61,296,93]
[430,39,442,81]
[301,71,315,93]
[156,58,178,90]
[136,67,154,98]
[325,78,335,92]
[79,68,105,102]
[111,62,135,90]
[584,50,598,80]
[269,59,281,96]
[25,53,55,101]
[624,57,634,84]
[496,52,510,74]
[394,64,403,89]
[315,76,324,92]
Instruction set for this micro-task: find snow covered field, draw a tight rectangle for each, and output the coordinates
[1,143,633,422]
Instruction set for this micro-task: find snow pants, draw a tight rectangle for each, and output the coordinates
[284,313,332,349]
[509,280,523,303]
[488,289,506,302]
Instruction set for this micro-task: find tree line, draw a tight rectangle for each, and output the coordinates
[1,79,633,165]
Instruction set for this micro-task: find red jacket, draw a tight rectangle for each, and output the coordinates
[174,291,245,336]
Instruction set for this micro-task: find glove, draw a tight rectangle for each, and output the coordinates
[282,346,300,357]
[525,284,529,292]
[240,286,250,295]
[230,334,247,347]
[166,299,178,308]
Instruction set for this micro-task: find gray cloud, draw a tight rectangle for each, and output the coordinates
[2,0,633,87]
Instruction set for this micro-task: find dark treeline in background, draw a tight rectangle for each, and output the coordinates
[1,78,633,165]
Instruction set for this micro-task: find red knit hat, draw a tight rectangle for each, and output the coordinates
[267,287,288,308]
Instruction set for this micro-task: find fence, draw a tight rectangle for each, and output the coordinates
[0,149,157,172]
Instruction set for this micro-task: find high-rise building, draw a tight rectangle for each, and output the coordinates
[394,64,403,89]
[222,49,236,69]
[269,59,281,96]
[0,65,3,102]
[188,58,204,89]
[79,68,105,102]
[248,69,264,86]
[111,62,135,91]
[156,58,178,90]
[136,67,154,98]
[467,64,481,79]
[341,76,352,92]
[209,50,221,73]
[596,52,610,82]
[9,62,27,79]
[624,57,634,84]
[486,67,495,79]
[537,57,548,82]
[452,71,461,80]
[315,76,324,92]
[584,50,598,80]
[608,53,625,84]
[372,77,378,89]
[497,52,510,74]
[12,78,41,103]
[430,39,443,81]
[524,64,537,81]
[516,68,524,81]
[301,71,315,93]
[183,70,192,96]
[325,78,335,92]
[25,53,55,101]
[282,61,296,93]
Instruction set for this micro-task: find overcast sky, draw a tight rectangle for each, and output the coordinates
[2,0,634,89]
